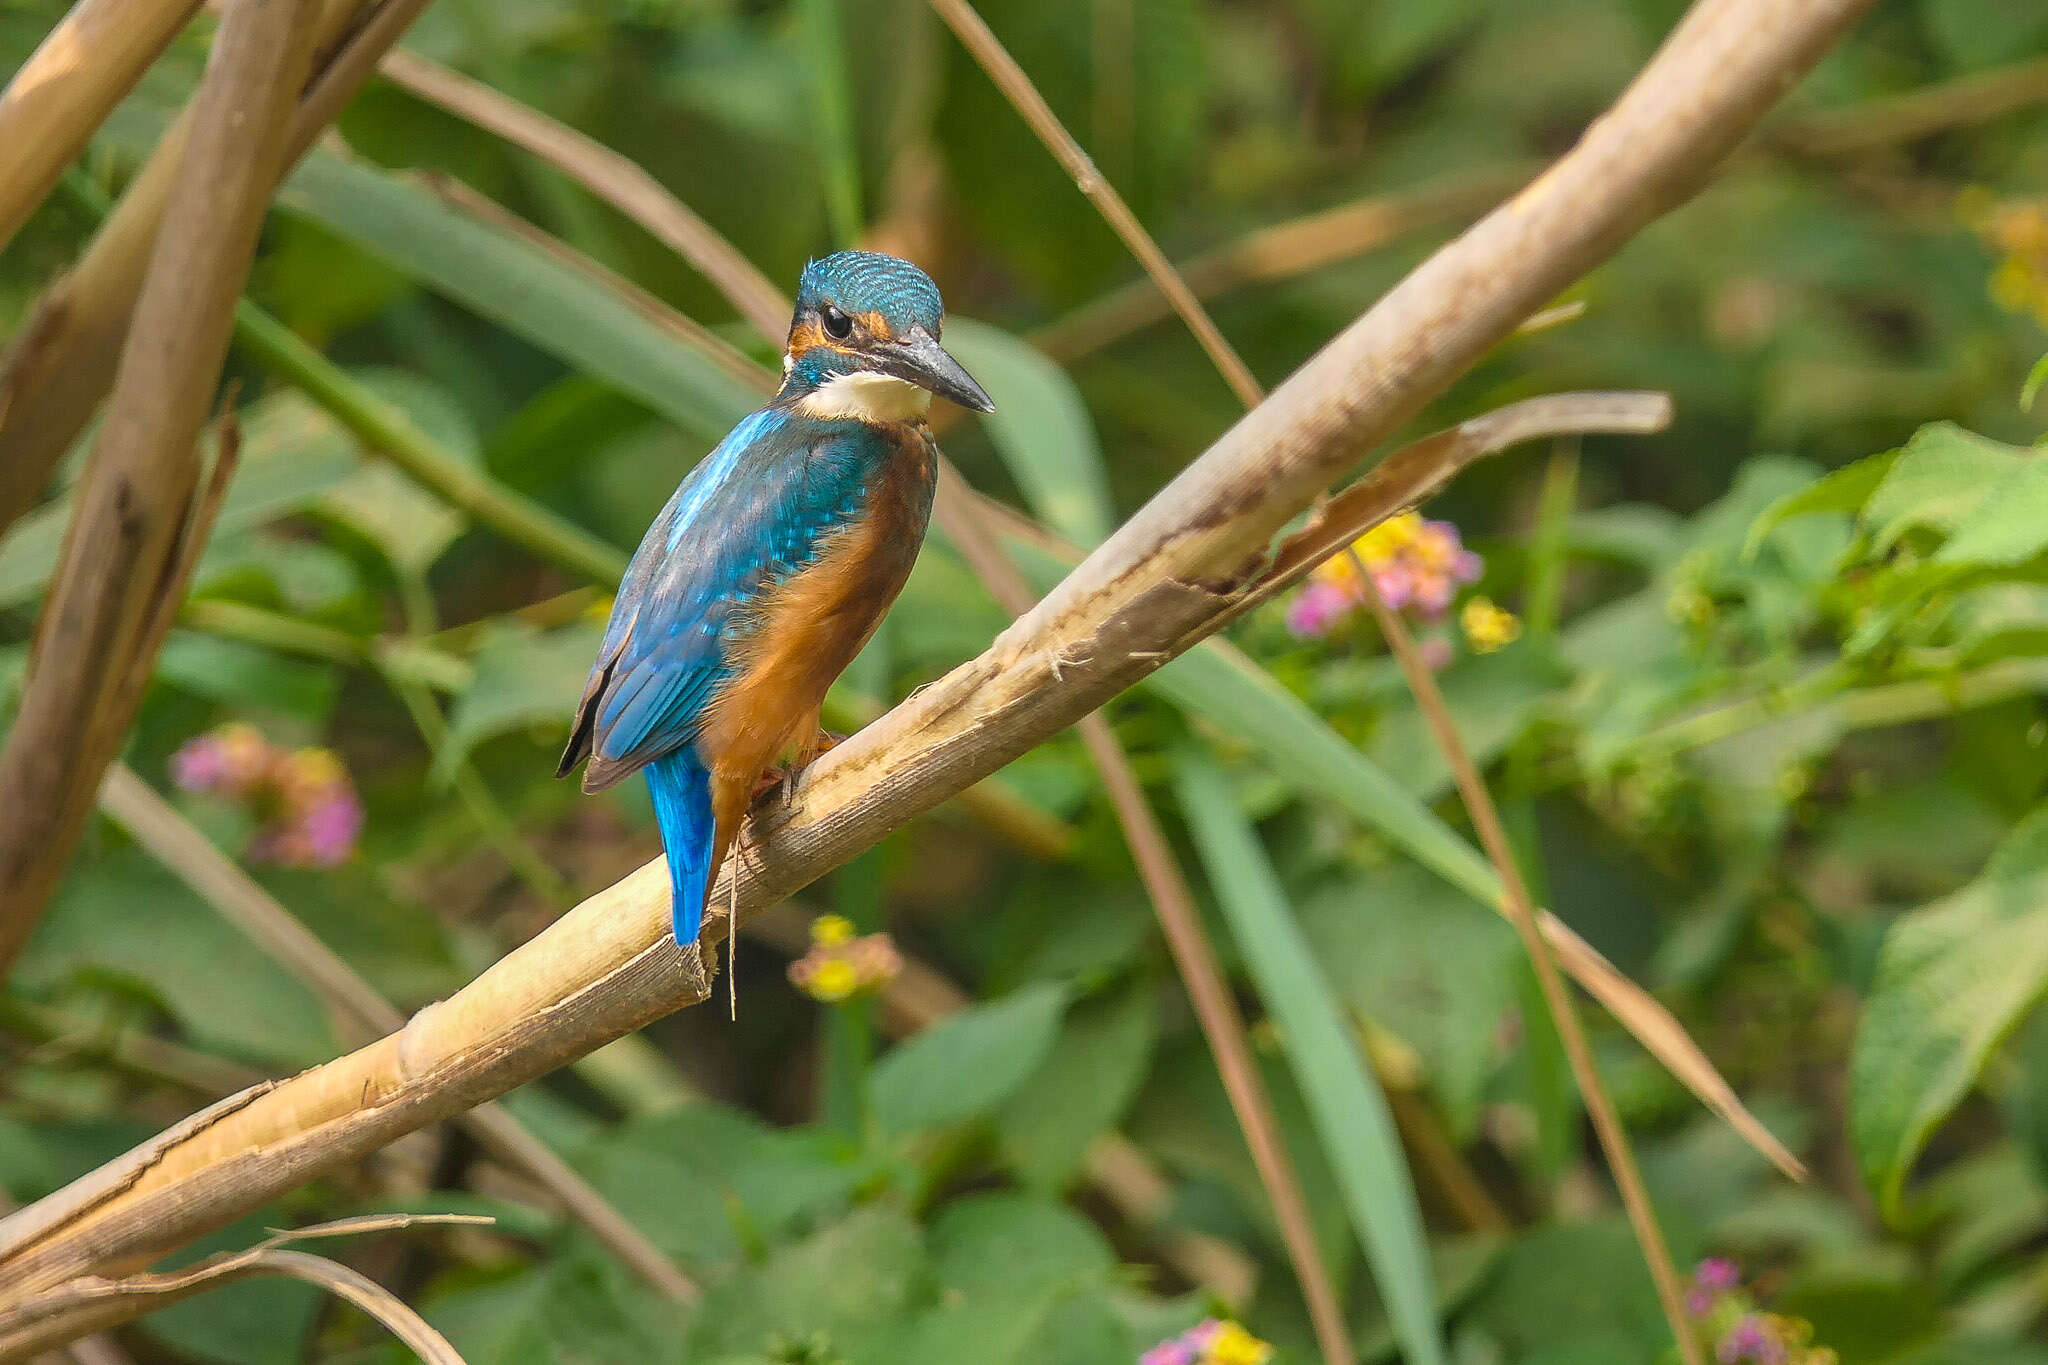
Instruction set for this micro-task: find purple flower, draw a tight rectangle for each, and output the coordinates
[171,737,229,793]
[1696,1258,1741,1293]
[1285,579,1357,638]
[300,793,364,866]
[1719,1316,1783,1364]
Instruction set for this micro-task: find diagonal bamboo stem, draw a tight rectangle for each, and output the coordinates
[0,0,322,975]
[0,0,203,253]
[0,0,427,543]
[95,765,698,1304]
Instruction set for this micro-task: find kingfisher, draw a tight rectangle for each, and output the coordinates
[558,251,994,959]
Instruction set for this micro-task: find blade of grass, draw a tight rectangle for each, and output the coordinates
[1175,751,1445,1365]
[798,0,865,245]
[1356,564,1702,1365]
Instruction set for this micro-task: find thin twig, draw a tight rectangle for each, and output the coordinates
[1357,568,1703,1365]
[928,487,1350,1360]
[0,1214,489,1361]
[924,0,1262,407]
[0,0,321,977]
[375,47,791,339]
[96,765,700,1305]
[0,0,1868,1307]
[1033,165,1532,362]
[1777,51,2048,157]
[0,0,203,253]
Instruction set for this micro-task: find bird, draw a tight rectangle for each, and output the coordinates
[557,250,994,966]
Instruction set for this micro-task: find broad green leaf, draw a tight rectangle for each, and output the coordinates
[1298,864,1520,1139]
[869,981,1067,1137]
[945,320,1115,547]
[926,1192,1117,1298]
[1463,1217,1668,1357]
[427,1253,680,1365]
[1937,459,2048,568]
[154,632,340,719]
[434,620,604,784]
[1863,423,2032,554]
[317,368,479,581]
[997,979,1157,1189]
[21,853,338,1068]
[1852,809,2048,1217]
[0,390,360,610]
[1743,446,1898,559]
[683,1204,925,1359]
[1175,751,1446,1365]
[243,125,758,441]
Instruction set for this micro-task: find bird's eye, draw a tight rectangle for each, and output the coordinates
[820,305,853,340]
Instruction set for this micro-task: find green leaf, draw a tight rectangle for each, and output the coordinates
[1174,751,1446,1365]
[944,320,1115,547]
[869,981,1067,1137]
[317,368,480,581]
[2023,353,2048,414]
[1743,446,1898,559]
[1298,864,1519,1139]
[1863,423,2033,554]
[1852,808,2048,1217]
[0,389,360,610]
[21,853,338,1069]
[684,1204,926,1359]
[154,632,340,720]
[272,143,757,443]
[1936,459,2048,568]
[434,620,604,784]
[997,979,1157,1189]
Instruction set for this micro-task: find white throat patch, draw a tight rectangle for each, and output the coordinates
[796,371,932,424]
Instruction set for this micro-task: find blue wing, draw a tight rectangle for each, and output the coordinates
[559,407,882,791]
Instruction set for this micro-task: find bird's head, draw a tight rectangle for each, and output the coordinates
[781,251,995,422]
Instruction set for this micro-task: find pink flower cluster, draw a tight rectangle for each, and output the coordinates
[1140,1318,1272,1365]
[1285,512,1482,639]
[172,723,364,867]
[1684,1258,1836,1365]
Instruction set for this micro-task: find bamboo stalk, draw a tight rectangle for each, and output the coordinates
[0,0,321,973]
[0,0,1869,1322]
[0,0,203,253]
[0,0,424,542]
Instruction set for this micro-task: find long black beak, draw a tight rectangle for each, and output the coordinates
[881,326,996,413]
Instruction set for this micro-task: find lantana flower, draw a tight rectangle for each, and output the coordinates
[1285,512,1482,640]
[787,914,902,1003]
[172,724,364,867]
[1140,1319,1273,1365]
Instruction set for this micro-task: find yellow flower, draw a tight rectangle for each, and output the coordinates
[1204,1321,1273,1365]
[1460,596,1521,653]
[810,914,855,946]
[802,958,859,1002]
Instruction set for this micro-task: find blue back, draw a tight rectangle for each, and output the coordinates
[571,406,891,787]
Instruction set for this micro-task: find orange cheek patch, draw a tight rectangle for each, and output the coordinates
[857,310,896,343]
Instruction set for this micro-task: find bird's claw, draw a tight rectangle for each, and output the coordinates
[752,729,850,808]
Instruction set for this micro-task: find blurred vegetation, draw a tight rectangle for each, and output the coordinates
[3,0,2048,1361]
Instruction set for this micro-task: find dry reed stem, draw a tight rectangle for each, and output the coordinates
[0,1215,487,1361]
[929,487,1349,1359]
[0,0,423,542]
[0,0,1865,1326]
[923,0,1263,407]
[0,0,321,973]
[96,765,699,1304]
[1034,165,1534,361]
[1359,576,1703,1364]
[0,0,203,253]
[377,49,790,340]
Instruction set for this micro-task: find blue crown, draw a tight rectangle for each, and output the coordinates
[796,251,946,337]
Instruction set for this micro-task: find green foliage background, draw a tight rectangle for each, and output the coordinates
[3,0,2048,1360]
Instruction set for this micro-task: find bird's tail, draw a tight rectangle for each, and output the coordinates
[644,752,716,945]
